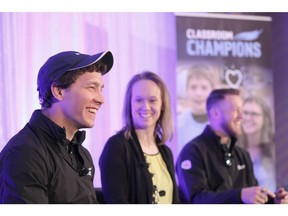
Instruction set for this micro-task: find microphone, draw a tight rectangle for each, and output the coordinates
[78,167,89,176]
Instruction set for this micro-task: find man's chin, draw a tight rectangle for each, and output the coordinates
[234,129,242,136]
[80,123,95,129]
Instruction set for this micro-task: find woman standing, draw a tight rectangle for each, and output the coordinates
[99,71,179,204]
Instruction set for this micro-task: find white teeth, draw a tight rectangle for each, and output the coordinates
[139,113,151,118]
[88,108,96,114]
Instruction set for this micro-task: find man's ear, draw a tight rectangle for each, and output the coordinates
[210,106,219,119]
[51,82,64,101]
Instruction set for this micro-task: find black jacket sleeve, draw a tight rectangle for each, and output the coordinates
[0,142,49,203]
[99,135,131,204]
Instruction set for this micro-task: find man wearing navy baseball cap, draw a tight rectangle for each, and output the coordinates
[0,50,114,203]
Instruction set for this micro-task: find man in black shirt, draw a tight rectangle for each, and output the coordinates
[176,88,288,204]
[0,50,113,203]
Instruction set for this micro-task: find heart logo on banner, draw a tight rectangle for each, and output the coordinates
[225,69,243,88]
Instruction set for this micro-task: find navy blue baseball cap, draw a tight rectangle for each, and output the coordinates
[37,50,113,92]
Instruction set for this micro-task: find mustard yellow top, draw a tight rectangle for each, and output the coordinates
[144,152,173,204]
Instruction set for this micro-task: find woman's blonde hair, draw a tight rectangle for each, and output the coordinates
[121,71,173,145]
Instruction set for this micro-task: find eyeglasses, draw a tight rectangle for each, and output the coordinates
[224,152,232,167]
[243,111,263,118]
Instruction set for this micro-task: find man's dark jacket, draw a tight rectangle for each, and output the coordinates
[0,110,97,203]
[176,125,258,204]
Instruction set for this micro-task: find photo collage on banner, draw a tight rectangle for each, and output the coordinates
[175,13,276,191]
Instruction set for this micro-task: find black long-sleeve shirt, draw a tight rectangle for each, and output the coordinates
[176,125,258,204]
[0,110,97,203]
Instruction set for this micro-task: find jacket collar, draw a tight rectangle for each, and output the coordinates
[29,109,86,147]
[204,125,237,152]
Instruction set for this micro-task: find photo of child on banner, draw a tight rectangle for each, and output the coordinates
[176,63,220,153]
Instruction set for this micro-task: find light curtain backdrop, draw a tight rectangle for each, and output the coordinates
[0,12,178,187]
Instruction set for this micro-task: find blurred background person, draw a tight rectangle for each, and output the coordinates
[177,65,215,154]
[99,71,180,204]
[238,96,276,192]
[176,88,288,204]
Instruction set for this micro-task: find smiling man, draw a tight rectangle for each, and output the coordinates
[176,88,288,204]
[0,50,113,203]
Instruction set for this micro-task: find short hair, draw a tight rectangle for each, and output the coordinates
[39,61,107,109]
[122,71,173,145]
[206,88,240,113]
[186,64,215,89]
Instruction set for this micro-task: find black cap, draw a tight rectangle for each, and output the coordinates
[37,50,113,92]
